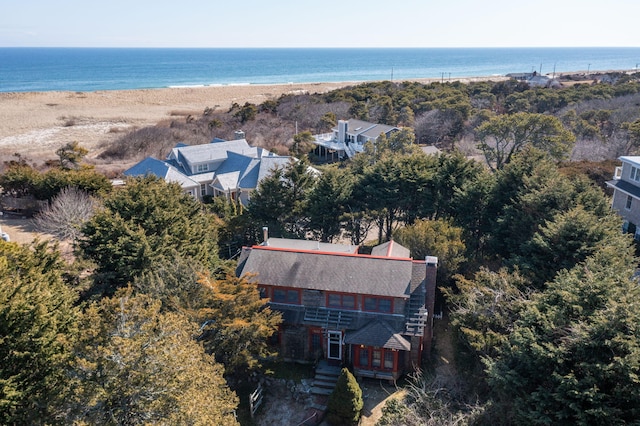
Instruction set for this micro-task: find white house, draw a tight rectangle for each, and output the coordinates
[606,156,640,239]
[312,119,399,160]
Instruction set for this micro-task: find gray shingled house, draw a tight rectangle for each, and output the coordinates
[236,236,437,381]
[124,135,292,204]
[607,156,640,240]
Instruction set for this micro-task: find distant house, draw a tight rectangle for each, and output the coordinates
[124,135,292,204]
[312,119,400,160]
[607,156,640,239]
[236,234,437,381]
[506,71,561,88]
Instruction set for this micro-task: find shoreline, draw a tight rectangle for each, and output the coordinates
[0,69,627,163]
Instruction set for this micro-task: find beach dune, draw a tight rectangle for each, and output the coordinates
[0,76,511,163]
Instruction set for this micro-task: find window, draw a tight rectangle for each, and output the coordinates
[272,288,300,304]
[356,346,396,371]
[196,163,209,173]
[327,293,356,309]
[631,166,640,182]
[359,348,369,367]
[258,286,268,299]
[200,184,206,196]
[363,296,393,313]
[372,349,382,368]
[384,351,394,369]
[626,195,633,210]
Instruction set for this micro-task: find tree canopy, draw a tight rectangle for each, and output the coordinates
[79,176,221,294]
[0,241,78,425]
[476,112,576,171]
[64,288,239,425]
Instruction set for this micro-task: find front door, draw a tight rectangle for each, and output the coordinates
[327,330,342,361]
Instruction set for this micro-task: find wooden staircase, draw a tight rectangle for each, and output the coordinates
[405,292,428,336]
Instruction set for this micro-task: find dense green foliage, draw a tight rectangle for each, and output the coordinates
[0,161,110,201]
[197,273,282,374]
[326,368,363,425]
[486,244,640,424]
[0,241,78,425]
[4,75,640,424]
[65,288,239,425]
[79,176,221,294]
[476,112,575,170]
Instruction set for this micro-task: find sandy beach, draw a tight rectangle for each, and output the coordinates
[0,75,517,164]
[0,82,352,161]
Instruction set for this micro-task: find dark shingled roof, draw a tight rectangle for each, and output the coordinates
[607,179,640,199]
[344,320,411,351]
[238,246,417,298]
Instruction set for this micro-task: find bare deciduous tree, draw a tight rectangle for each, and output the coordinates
[33,186,99,241]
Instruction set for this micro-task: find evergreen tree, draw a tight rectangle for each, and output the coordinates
[79,176,220,294]
[65,288,239,425]
[197,273,282,374]
[476,112,576,171]
[394,218,466,286]
[248,157,316,238]
[516,206,625,287]
[326,368,364,425]
[485,243,640,424]
[0,241,78,425]
[307,167,353,242]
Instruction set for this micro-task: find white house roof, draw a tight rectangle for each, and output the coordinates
[619,156,640,168]
[213,171,241,191]
[124,138,304,200]
[332,119,398,139]
[168,139,254,167]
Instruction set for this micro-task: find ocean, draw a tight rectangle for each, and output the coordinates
[2,47,640,93]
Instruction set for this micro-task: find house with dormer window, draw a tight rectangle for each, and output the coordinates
[607,156,640,239]
[124,135,292,204]
[236,235,437,381]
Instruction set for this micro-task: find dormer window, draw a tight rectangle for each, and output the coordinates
[196,163,209,173]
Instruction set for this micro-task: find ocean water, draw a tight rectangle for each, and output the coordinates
[2,47,640,93]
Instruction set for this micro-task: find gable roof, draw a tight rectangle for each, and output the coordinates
[238,245,425,298]
[124,138,299,197]
[332,119,399,139]
[371,240,411,258]
[123,157,199,189]
[210,151,293,191]
[167,138,254,172]
[344,320,411,351]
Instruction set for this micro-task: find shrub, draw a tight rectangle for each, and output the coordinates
[326,368,363,425]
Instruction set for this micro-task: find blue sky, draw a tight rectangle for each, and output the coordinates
[2,0,639,48]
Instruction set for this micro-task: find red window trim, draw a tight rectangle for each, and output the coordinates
[326,291,357,310]
[269,286,301,305]
[354,346,398,371]
[362,295,394,313]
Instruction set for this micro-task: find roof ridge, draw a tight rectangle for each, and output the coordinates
[250,245,412,261]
